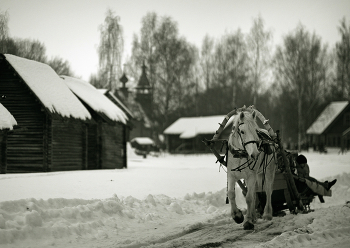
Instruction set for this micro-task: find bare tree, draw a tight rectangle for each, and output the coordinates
[48,56,74,76]
[12,38,47,62]
[200,35,215,90]
[129,12,158,91]
[213,30,248,110]
[274,25,328,150]
[130,13,198,129]
[336,17,350,99]
[0,9,9,40]
[247,15,272,106]
[98,8,124,91]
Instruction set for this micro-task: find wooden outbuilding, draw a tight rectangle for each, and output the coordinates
[99,89,134,142]
[0,103,17,173]
[163,115,233,153]
[0,54,91,173]
[62,76,129,169]
[306,101,350,150]
[130,137,155,151]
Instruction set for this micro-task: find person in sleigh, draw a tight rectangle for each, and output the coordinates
[295,154,337,202]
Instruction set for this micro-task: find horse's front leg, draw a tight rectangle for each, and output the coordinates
[262,166,276,220]
[244,175,257,230]
[227,172,244,224]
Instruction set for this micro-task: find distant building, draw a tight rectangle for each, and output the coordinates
[163,115,233,153]
[306,101,350,150]
[135,62,153,119]
[130,137,155,156]
[112,62,155,142]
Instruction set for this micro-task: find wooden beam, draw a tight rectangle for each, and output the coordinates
[0,131,8,174]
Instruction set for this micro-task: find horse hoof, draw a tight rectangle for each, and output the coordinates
[233,215,244,224]
[243,221,254,230]
[263,214,273,220]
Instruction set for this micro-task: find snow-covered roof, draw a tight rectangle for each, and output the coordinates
[61,76,128,124]
[163,115,233,139]
[131,137,154,145]
[4,54,91,120]
[307,101,349,135]
[342,127,350,136]
[0,103,17,130]
[98,89,134,119]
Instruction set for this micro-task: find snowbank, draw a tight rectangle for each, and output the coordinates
[0,103,17,130]
[0,190,229,247]
[0,149,349,247]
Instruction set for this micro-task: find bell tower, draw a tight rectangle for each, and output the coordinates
[135,61,152,118]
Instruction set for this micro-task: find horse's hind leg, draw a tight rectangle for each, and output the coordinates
[262,164,276,220]
[227,173,244,224]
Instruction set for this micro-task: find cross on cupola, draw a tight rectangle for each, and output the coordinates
[119,65,129,98]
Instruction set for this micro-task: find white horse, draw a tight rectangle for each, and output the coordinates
[226,109,277,230]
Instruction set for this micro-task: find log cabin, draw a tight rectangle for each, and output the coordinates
[163,115,233,154]
[0,54,91,173]
[61,76,129,169]
[307,101,350,151]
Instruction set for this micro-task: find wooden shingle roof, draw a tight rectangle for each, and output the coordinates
[306,101,349,135]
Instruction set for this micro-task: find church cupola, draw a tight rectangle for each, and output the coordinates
[119,70,129,99]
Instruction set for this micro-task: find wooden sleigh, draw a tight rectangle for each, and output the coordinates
[203,110,331,215]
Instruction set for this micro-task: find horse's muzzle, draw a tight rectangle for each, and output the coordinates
[249,152,258,161]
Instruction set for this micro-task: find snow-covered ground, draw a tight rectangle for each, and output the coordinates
[0,146,350,248]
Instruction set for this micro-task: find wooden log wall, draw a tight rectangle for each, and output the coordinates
[0,59,46,173]
[51,119,85,171]
[101,122,125,169]
[0,132,7,174]
[87,124,99,169]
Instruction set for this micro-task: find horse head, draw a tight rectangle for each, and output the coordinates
[228,110,260,160]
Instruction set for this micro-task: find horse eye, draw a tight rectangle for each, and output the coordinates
[240,130,245,134]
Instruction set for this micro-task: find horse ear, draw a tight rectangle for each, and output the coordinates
[240,112,245,119]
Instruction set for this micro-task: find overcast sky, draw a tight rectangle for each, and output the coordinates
[2,0,350,81]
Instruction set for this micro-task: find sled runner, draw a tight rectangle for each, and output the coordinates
[203,106,332,219]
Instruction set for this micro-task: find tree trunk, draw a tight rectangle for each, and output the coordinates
[298,98,302,152]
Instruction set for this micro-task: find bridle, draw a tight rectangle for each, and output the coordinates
[234,122,260,152]
[230,121,275,174]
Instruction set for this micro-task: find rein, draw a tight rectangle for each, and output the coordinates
[230,127,276,173]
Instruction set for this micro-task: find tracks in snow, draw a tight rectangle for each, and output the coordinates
[124,214,282,248]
